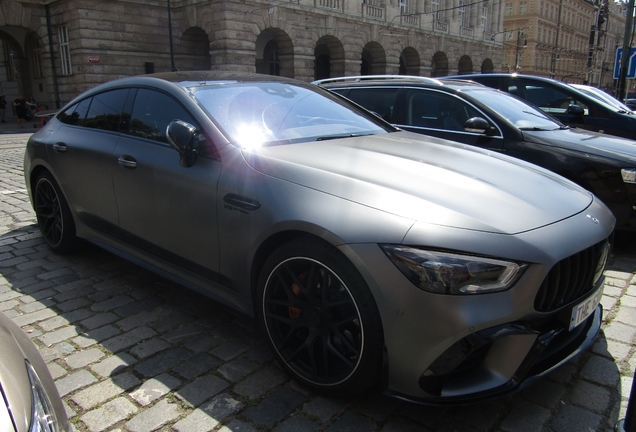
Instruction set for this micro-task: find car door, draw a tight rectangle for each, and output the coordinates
[48,89,130,227]
[112,88,222,276]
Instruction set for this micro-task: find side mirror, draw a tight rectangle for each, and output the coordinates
[566,104,584,116]
[464,117,497,136]
[166,120,199,168]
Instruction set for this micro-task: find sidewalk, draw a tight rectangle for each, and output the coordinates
[0,112,50,134]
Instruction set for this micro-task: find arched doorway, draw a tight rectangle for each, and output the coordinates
[0,29,49,112]
[481,58,494,73]
[361,42,386,75]
[399,47,420,75]
[431,51,449,77]
[176,27,211,71]
[457,55,473,75]
[255,29,294,78]
[314,36,345,80]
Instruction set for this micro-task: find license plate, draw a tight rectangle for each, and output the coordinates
[569,286,603,331]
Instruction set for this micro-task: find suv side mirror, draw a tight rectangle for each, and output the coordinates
[566,104,584,116]
[464,117,497,136]
[167,120,199,168]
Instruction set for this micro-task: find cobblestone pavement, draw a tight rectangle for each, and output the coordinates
[1,133,635,432]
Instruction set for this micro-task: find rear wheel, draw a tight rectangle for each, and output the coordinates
[257,237,383,395]
[34,171,78,253]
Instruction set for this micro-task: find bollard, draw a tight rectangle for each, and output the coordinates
[616,372,636,432]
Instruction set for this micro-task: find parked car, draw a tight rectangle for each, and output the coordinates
[570,84,633,113]
[24,71,614,404]
[314,75,636,232]
[444,73,636,140]
[0,310,70,432]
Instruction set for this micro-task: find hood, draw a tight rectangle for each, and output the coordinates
[522,127,636,163]
[242,131,593,234]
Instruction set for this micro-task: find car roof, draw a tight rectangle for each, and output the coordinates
[449,73,578,88]
[313,75,488,91]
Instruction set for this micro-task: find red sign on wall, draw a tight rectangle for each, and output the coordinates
[88,56,101,64]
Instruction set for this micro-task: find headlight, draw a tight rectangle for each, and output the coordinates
[26,361,59,432]
[381,245,527,295]
[621,168,636,184]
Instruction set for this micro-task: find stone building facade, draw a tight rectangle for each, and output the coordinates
[500,0,627,91]
[0,0,504,111]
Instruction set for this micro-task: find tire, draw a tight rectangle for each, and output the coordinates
[33,171,78,253]
[257,237,384,396]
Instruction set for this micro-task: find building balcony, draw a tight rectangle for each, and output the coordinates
[315,0,344,13]
[362,3,384,20]
[434,20,449,32]
[461,27,474,37]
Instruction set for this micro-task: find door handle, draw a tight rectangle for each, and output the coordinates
[52,142,67,152]
[117,156,137,169]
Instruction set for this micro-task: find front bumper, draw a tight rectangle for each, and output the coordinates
[385,304,602,405]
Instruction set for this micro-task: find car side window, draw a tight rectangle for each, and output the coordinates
[343,88,398,122]
[514,80,589,115]
[404,90,482,132]
[129,89,196,144]
[57,98,91,126]
[83,89,131,131]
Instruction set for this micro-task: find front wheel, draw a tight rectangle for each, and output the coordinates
[33,171,78,253]
[257,237,384,396]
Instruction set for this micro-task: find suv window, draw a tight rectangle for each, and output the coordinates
[512,79,589,115]
[403,89,482,131]
[83,89,131,131]
[344,88,398,122]
[129,89,196,143]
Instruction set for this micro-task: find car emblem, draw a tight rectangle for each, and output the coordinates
[586,214,599,224]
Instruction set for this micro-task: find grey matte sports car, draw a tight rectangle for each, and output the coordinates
[24,71,614,404]
[0,310,70,431]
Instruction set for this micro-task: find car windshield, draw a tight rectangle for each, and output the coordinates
[192,82,388,148]
[464,88,562,131]
[571,85,633,113]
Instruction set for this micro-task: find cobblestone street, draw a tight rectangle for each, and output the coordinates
[0,132,635,431]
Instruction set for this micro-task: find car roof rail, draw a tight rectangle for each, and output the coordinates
[312,75,443,86]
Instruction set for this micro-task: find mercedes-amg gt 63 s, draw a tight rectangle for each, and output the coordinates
[24,71,614,404]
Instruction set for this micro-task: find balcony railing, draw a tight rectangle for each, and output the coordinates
[434,20,448,32]
[362,4,384,19]
[315,0,344,12]
[401,14,419,27]
[460,27,473,37]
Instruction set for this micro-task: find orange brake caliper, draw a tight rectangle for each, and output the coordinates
[288,270,308,319]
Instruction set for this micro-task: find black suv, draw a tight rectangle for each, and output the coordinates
[314,75,636,231]
[445,73,636,140]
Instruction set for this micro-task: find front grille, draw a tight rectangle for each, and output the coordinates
[534,239,609,312]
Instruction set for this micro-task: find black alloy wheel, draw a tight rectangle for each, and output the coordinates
[34,172,77,253]
[258,238,383,395]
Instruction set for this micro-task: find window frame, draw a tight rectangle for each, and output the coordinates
[58,26,72,76]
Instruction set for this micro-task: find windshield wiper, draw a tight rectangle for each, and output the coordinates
[519,126,557,131]
[316,133,371,141]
